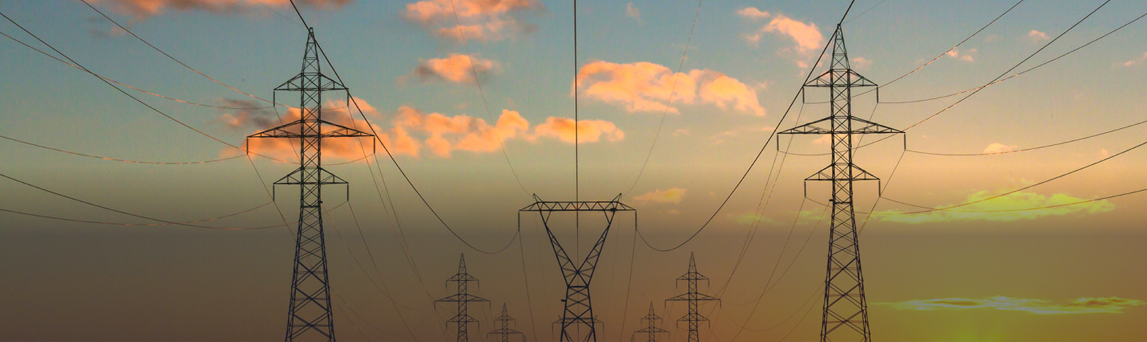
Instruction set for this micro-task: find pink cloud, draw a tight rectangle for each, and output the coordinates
[1027,29,1050,43]
[737,7,770,19]
[762,14,823,54]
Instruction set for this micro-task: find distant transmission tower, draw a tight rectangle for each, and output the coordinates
[436,254,490,342]
[520,194,636,342]
[631,302,668,342]
[778,25,903,342]
[488,304,525,342]
[247,27,374,342]
[666,253,719,342]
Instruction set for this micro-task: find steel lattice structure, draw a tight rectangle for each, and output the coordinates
[436,254,490,342]
[247,27,373,342]
[666,253,719,342]
[631,302,669,342]
[779,25,903,342]
[520,194,636,342]
[488,303,525,342]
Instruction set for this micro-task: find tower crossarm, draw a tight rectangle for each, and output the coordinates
[274,73,347,92]
[520,194,635,212]
[435,293,490,304]
[778,117,902,136]
[245,119,374,140]
[804,69,877,88]
[665,293,719,303]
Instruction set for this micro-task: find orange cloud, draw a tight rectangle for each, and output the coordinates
[395,106,529,157]
[632,188,687,204]
[576,61,765,116]
[533,117,624,144]
[404,0,543,42]
[881,296,1145,315]
[1027,29,1050,43]
[410,54,499,84]
[946,48,976,62]
[90,0,349,20]
[982,143,1017,154]
[742,14,822,54]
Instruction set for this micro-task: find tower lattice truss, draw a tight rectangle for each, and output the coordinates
[666,253,719,342]
[247,27,373,342]
[779,24,903,342]
[436,254,490,342]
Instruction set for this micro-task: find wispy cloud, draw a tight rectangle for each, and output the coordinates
[1027,29,1050,43]
[946,48,977,62]
[982,143,1017,154]
[875,190,1115,224]
[879,296,1146,315]
[89,0,349,21]
[404,0,543,42]
[736,7,770,19]
[633,188,687,204]
[625,2,641,22]
[1121,52,1147,67]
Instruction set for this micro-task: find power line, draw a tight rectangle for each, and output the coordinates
[624,0,704,196]
[906,0,1112,130]
[907,118,1147,156]
[447,0,530,195]
[81,0,279,106]
[636,0,857,253]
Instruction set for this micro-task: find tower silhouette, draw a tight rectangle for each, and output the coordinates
[779,25,903,342]
[631,302,668,342]
[436,254,490,342]
[520,194,636,342]
[247,27,374,342]
[488,303,525,342]
[666,253,719,342]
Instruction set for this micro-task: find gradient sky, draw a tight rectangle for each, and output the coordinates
[1,0,1146,341]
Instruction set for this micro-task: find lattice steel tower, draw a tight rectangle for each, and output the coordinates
[631,302,668,342]
[520,194,636,342]
[436,254,490,342]
[666,253,719,342]
[488,304,525,342]
[779,25,902,342]
[247,27,374,342]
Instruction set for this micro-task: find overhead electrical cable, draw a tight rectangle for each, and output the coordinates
[635,0,857,252]
[624,0,704,196]
[446,0,531,195]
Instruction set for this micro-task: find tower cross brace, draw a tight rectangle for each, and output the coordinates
[779,24,903,342]
[666,253,719,342]
[436,254,490,342]
[246,27,374,342]
[520,194,636,342]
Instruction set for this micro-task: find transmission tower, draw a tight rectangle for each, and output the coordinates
[436,254,490,342]
[631,302,668,342]
[778,25,903,342]
[247,27,374,342]
[665,253,719,342]
[488,303,525,342]
[519,194,636,342]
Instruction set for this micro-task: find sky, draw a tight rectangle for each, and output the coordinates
[1,0,1147,341]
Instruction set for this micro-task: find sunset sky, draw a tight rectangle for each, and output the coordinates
[1,0,1146,341]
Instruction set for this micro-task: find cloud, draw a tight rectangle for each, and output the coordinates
[880,296,1146,315]
[945,48,977,62]
[576,61,766,116]
[1121,52,1147,67]
[409,54,499,84]
[743,14,822,54]
[851,56,872,70]
[89,0,350,20]
[533,117,625,144]
[625,2,640,21]
[737,7,770,19]
[404,0,543,42]
[982,143,1017,154]
[875,190,1116,224]
[1027,29,1050,43]
[632,188,687,204]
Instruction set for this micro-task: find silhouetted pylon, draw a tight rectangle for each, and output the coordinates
[666,253,719,342]
[436,254,490,342]
[488,304,525,342]
[246,27,374,342]
[631,302,668,342]
[779,24,904,342]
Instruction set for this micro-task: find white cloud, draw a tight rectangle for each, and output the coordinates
[851,56,872,70]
